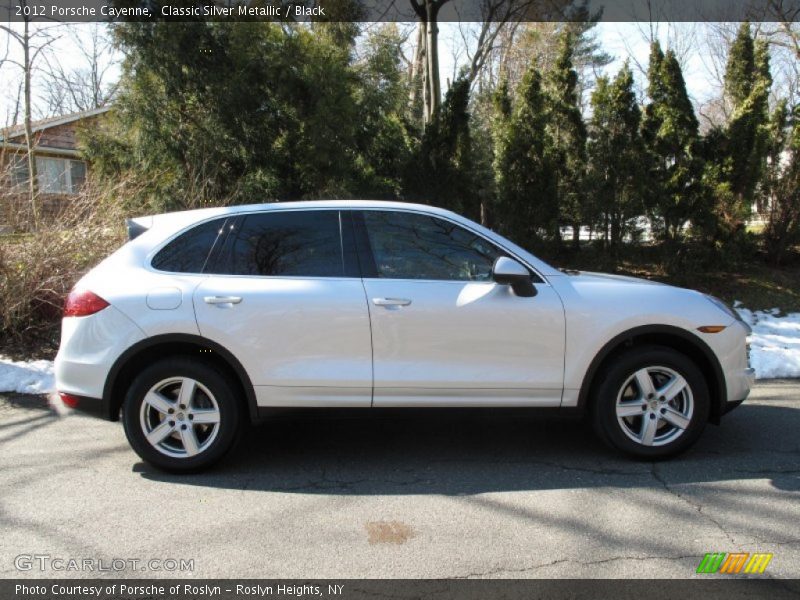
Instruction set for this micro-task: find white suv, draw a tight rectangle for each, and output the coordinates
[55,201,754,471]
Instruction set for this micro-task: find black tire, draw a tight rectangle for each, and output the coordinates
[591,345,710,459]
[122,357,243,472]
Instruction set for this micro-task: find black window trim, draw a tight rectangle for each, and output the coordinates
[353,208,546,284]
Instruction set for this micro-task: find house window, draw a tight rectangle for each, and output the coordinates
[5,155,86,194]
[8,156,29,188]
[36,157,87,194]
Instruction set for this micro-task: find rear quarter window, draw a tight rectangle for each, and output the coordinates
[151,218,228,273]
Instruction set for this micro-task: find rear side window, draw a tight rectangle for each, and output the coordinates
[151,218,228,273]
[220,210,344,277]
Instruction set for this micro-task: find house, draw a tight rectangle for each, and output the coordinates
[0,106,110,231]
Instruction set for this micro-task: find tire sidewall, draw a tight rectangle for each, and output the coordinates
[122,358,241,472]
[592,346,710,459]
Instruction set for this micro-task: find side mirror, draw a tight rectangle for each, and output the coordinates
[492,257,537,298]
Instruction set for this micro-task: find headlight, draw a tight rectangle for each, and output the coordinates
[704,294,742,322]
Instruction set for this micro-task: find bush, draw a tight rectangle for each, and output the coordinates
[0,181,126,357]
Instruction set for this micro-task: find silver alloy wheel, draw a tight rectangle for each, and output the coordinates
[615,366,694,447]
[139,377,221,458]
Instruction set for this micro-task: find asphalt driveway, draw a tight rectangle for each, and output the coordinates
[0,381,798,579]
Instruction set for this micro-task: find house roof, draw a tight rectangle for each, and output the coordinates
[0,106,111,143]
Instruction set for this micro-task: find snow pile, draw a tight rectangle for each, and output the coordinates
[0,356,55,394]
[735,306,800,380]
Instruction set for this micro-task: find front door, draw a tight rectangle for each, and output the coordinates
[357,210,566,407]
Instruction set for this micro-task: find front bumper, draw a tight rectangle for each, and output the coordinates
[727,366,756,402]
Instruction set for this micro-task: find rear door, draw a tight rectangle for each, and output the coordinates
[193,209,373,407]
[356,209,566,407]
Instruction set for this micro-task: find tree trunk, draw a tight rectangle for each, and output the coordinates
[409,22,425,114]
[22,14,39,229]
[425,1,441,122]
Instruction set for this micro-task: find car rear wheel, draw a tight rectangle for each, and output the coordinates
[122,358,242,472]
[591,346,710,459]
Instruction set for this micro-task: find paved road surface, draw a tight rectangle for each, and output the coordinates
[0,381,798,579]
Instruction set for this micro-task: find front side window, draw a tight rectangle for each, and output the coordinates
[151,218,228,273]
[362,211,508,281]
[222,210,344,277]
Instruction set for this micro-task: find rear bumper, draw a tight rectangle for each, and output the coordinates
[54,305,146,418]
[59,393,111,420]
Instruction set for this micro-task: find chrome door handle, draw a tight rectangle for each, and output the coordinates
[204,296,242,305]
[373,297,412,307]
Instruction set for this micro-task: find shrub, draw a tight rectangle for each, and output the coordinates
[0,180,126,357]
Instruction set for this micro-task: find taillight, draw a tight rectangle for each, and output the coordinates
[59,392,80,408]
[63,289,110,317]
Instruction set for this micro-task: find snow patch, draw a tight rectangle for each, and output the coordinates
[735,306,800,380]
[0,356,55,394]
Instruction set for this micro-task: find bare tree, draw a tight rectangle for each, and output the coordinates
[41,23,119,115]
[0,2,61,227]
[409,0,451,123]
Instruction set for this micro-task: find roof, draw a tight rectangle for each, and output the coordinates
[0,106,111,143]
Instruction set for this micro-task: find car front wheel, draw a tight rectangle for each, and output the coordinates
[122,358,242,472]
[591,346,710,459]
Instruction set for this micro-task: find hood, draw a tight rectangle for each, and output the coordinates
[564,270,669,287]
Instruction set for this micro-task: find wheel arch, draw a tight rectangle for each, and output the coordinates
[103,334,259,424]
[577,325,727,425]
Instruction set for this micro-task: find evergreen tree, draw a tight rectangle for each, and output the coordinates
[352,24,414,198]
[544,31,587,249]
[762,102,800,264]
[82,22,373,211]
[641,43,702,241]
[724,26,771,228]
[588,62,646,249]
[406,77,477,218]
[700,24,773,242]
[493,66,555,248]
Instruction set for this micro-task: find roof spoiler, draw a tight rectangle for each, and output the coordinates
[126,216,153,241]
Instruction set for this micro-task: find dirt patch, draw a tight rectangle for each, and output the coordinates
[365,520,415,545]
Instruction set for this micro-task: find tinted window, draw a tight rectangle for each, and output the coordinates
[152,218,227,273]
[223,211,344,277]
[363,211,507,281]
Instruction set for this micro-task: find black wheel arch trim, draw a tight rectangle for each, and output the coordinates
[575,324,727,424]
[102,333,259,423]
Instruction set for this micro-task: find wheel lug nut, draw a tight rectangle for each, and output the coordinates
[168,420,175,426]
[641,406,647,412]
[188,414,194,420]
[660,408,666,414]
[179,404,186,410]
[649,413,656,420]
[181,424,187,430]
[168,408,174,414]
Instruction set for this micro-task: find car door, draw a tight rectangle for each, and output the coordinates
[356,209,566,407]
[193,209,373,407]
